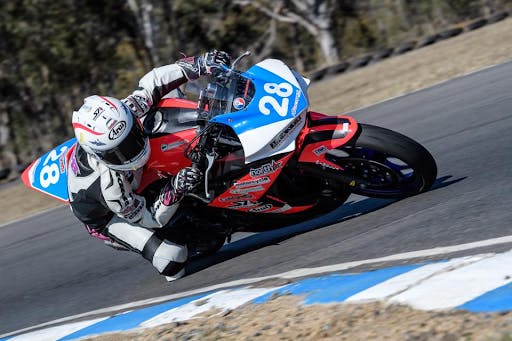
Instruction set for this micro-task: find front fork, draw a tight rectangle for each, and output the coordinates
[188,151,217,204]
[202,151,217,200]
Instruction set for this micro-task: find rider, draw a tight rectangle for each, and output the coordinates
[67,50,231,281]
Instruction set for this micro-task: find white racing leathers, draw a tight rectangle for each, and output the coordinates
[68,64,192,281]
[122,64,189,118]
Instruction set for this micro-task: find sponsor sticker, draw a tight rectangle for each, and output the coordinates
[92,107,104,120]
[90,139,106,146]
[313,145,329,156]
[230,186,265,195]
[59,154,66,174]
[269,115,303,149]
[249,160,282,177]
[228,200,260,209]
[315,160,341,171]
[70,151,79,176]
[290,90,301,116]
[249,204,273,212]
[161,140,187,152]
[219,194,255,202]
[233,97,246,110]
[109,121,127,140]
[121,199,144,220]
[234,176,270,188]
[106,119,118,130]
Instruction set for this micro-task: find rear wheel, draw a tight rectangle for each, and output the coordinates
[325,124,437,198]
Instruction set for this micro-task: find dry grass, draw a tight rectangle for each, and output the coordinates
[87,296,512,341]
[0,183,64,225]
[309,17,512,114]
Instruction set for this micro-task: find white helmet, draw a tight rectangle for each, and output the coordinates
[72,95,150,171]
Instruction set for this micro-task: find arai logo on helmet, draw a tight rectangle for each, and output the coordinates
[109,121,127,140]
[233,97,246,110]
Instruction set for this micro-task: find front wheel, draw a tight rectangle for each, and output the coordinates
[325,124,437,198]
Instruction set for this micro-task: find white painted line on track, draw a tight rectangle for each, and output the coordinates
[5,234,512,339]
[276,235,512,279]
[389,251,512,310]
[6,317,108,341]
[345,254,493,302]
[141,287,279,328]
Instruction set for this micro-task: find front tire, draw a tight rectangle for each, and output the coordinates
[325,124,437,198]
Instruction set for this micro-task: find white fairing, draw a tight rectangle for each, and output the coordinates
[258,59,301,87]
[240,114,306,164]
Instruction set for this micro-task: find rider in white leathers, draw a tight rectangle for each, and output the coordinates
[67,51,230,281]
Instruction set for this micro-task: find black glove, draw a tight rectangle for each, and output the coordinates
[173,167,202,195]
[176,50,231,80]
[203,50,231,72]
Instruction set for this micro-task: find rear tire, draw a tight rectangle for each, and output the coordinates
[325,124,437,198]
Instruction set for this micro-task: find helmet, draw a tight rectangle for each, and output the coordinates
[72,95,150,171]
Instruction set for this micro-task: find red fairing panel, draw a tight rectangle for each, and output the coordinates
[208,152,314,214]
[157,98,197,109]
[146,129,195,172]
[137,98,198,193]
[209,153,292,210]
[137,129,196,193]
[296,112,359,170]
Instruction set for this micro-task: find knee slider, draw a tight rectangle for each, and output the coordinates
[151,240,188,274]
[161,261,186,277]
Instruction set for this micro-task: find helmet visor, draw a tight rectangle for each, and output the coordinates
[97,120,147,167]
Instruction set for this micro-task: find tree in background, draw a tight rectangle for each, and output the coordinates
[0,0,144,171]
[233,0,345,65]
[0,0,510,174]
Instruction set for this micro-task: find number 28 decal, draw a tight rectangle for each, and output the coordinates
[258,82,294,117]
[39,146,68,188]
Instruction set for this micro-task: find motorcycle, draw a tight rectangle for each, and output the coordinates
[22,52,437,255]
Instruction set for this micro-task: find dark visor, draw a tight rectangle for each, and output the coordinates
[97,120,146,166]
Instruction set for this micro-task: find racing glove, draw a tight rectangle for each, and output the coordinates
[176,50,231,80]
[173,166,203,195]
[150,167,202,227]
[122,94,150,118]
[151,177,183,227]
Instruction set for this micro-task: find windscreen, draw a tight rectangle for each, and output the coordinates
[198,73,255,119]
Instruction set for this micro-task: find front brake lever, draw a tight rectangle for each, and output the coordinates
[212,51,250,84]
[231,51,251,69]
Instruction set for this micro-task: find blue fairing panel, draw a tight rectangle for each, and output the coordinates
[211,59,308,137]
[21,138,76,202]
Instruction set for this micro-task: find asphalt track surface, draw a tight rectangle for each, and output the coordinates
[1,61,512,335]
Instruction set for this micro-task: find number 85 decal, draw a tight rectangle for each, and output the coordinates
[39,146,68,188]
[258,82,294,117]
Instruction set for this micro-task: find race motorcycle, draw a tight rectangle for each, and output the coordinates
[22,52,437,255]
